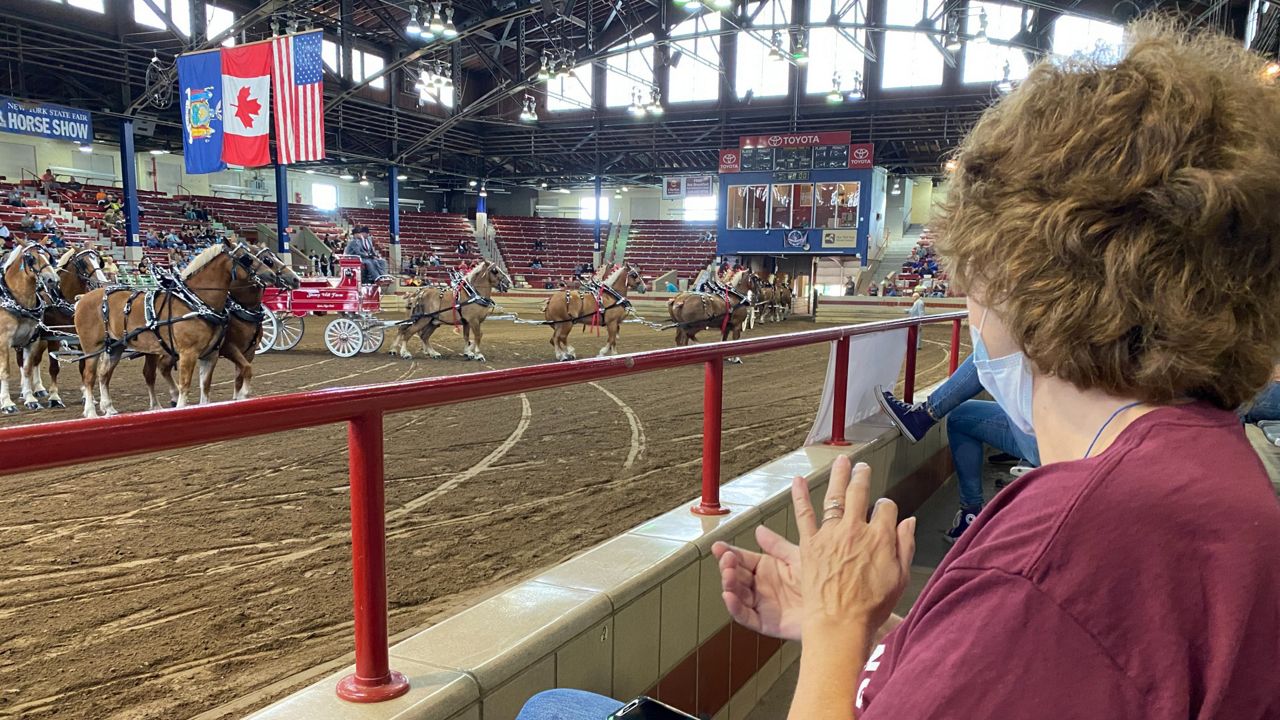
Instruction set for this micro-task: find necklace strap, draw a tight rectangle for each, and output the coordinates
[1084,401,1144,459]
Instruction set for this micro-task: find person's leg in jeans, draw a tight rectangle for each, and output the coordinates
[876,355,982,442]
[516,689,625,720]
[944,400,1038,541]
[1242,381,1280,424]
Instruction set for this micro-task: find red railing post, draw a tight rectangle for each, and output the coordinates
[825,336,852,446]
[904,325,919,404]
[949,317,962,376]
[692,358,731,516]
[336,411,410,703]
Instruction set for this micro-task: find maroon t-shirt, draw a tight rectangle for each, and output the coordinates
[857,403,1280,718]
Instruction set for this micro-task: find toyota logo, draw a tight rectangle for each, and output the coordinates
[723,152,738,163]
[853,148,870,160]
[767,135,783,147]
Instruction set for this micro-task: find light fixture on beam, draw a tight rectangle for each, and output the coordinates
[890,177,902,195]
[945,30,962,52]
[359,173,370,186]
[995,61,1013,94]
[846,70,864,101]
[468,179,478,187]
[768,31,785,61]
[442,5,458,38]
[647,87,663,116]
[974,8,989,44]
[519,94,538,122]
[827,72,843,103]
[429,2,445,34]
[406,4,422,36]
[397,173,409,180]
[78,143,93,154]
[340,169,355,180]
[791,31,808,64]
[944,159,958,173]
[710,0,731,9]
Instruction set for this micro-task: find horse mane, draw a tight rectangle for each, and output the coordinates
[56,247,78,268]
[180,243,226,279]
[1,244,24,270]
[603,264,626,285]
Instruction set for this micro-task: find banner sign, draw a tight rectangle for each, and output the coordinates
[820,229,858,248]
[0,97,92,143]
[848,142,875,169]
[684,175,713,197]
[739,130,850,150]
[805,329,908,445]
[178,51,227,174]
[663,177,685,199]
[718,148,741,173]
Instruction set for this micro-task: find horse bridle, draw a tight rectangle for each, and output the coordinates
[0,246,53,319]
[64,248,105,289]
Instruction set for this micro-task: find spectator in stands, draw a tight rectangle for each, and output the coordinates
[532,238,545,251]
[309,252,320,275]
[526,21,1280,720]
[665,280,678,292]
[343,226,387,282]
[40,169,57,194]
[844,279,856,296]
[7,187,24,207]
[193,201,209,222]
[101,255,118,281]
[19,212,34,230]
[144,231,161,249]
[165,229,181,248]
[456,239,468,254]
[529,257,543,270]
[0,223,10,246]
[868,284,879,296]
[428,251,442,267]
[95,189,108,207]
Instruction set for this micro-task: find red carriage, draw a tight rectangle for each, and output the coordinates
[258,255,389,357]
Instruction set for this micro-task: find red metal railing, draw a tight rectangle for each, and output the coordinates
[0,311,966,702]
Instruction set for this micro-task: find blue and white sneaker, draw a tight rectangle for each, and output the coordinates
[944,504,983,544]
[875,386,936,443]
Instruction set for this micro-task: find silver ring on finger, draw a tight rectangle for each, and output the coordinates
[822,509,844,522]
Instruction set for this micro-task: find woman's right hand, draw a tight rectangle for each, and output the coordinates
[712,524,805,642]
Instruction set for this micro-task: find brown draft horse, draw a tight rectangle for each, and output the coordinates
[144,245,301,407]
[542,264,647,360]
[666,268,758,361]
[18,247,108,410]
[388,260,511,362]
[73,238,278,417]
[0,244,61,414]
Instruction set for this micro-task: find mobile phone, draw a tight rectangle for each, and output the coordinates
[606,696,699,720]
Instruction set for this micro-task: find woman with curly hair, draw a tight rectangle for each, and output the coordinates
[519,18,1280,720]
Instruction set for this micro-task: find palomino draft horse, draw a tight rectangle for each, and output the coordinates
[542,264,647,360]
[388,260,511,362]
[18,247,108,410]
[666,268,758,360]
[0,244,61,414]
[143,244,301,407]
[73,238,278,417]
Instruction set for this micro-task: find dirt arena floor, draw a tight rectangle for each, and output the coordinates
[0,314,960,720]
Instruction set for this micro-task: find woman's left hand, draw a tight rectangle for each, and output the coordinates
[792,456,916,642]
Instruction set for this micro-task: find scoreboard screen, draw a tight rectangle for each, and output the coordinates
[740,146,775,171]
[813,145,849,169]
[774,146,812,170]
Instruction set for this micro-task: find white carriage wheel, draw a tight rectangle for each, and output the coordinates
[256,308,279,355]
[359,320,385,354]
[273,314,305,351]
[324,317,364,358]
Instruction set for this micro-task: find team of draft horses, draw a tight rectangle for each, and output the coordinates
[0,239,793,419]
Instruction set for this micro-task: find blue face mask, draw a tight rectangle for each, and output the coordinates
[970,308,1036,436]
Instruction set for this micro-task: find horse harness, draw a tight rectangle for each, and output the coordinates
[677,282,752,332]
[0,252,47,322]
[406,275,495,326]
[102,252,259,361]
[552,281,633,327]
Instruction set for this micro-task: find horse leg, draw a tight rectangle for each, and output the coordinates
[20,341,47,410]
[461,322,474,359]
[391,326,413,359]
[96,350,123,416]
[418,324,442,358]
[46,343,63,408]
[598,321,619,356]
[80,354,99,418]
[0,345,18,414]
[470,322,485,362]
[174,352,197,408]
[550,325,564,361]
[231,347,254,400]
[727,324,745,364]
[142,355,163,410]
[197,355,217,404]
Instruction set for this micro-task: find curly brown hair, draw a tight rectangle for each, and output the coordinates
[938,18,1280,410]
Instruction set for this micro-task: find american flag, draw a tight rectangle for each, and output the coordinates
[271,30,325,164]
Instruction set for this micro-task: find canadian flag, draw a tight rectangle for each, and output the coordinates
[221,42,272,167]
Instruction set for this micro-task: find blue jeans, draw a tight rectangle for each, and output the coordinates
[516,689,624,720]
[925,355,980,419]
[947,400,1041,508]
[1242,381,1280,424]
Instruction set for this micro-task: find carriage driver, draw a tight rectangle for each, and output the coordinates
[343,226,388,283]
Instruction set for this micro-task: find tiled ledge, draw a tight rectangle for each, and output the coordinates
[247,417,951,720]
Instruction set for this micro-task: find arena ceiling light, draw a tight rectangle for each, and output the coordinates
[442,6,458,38]
[406,4,422,36]
[1264,61,1279,80]
[944,159,958,173]
[78,143,93,153]
[995,61,1013,94]
[891,177,902,195]
[519,94,538,122]
[479,184,488,198]
[540,181,548,188]
[359,174,370,186]
[768,31,786,61]
[429,2,445,34]
[791,32,808,64]
[709,0,731,9]
[646,87,664,116]
[846,70,864,101]
[827,72,843,103]
[396,173,409,180]
[149,148,171,155]
[974,8,989,44]
[468,179,478,187]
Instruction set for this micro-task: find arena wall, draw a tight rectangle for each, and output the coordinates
[247,408,952,720]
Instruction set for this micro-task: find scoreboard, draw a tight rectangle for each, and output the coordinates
[721,130,874,173]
